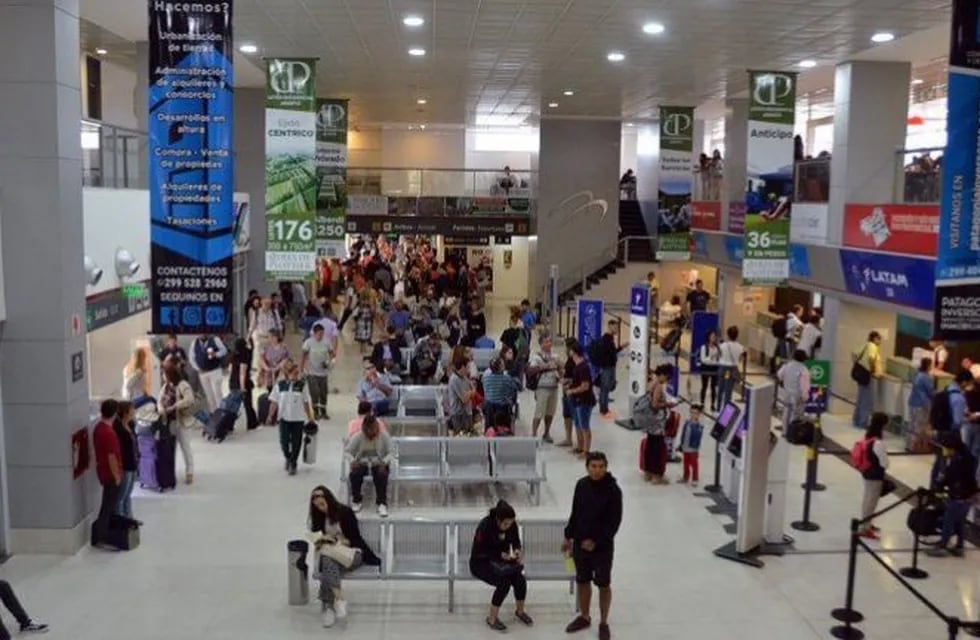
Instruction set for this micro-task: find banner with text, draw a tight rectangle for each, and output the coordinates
[315,98,348,259]
[265,58,317,281]
[628,285,651,413]
[148,0,234,335]
[936,0,980,338]
[657,106,695,260]
[744,70,796,286]
[691,201,722,231]
[843,203,939,256]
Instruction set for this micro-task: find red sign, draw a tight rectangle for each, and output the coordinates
[843,204,939,256]
[691,201,722,231]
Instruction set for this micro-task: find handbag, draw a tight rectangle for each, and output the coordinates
[490,560,523,579]
[850,346,871,386]
[320,542,361,569]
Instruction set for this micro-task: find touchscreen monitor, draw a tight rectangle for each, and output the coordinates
[726,415,748,457]
[709,402,741,441]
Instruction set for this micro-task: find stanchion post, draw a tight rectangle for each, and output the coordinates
[704,441,722,493]
[900,489,930,580]
[949,618,961,640]
[792,428,820,532]
[831,519,865,640]
[802,415,827,492]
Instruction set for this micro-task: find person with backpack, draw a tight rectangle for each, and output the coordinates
[853,412,891,539]
[527,333,561,442]
[851,331,883,429]
[928,434,978,558]
[500,312,530,381]
[777,350,811,430]
[929,371,973,488]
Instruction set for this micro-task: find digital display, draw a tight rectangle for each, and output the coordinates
[710,402,741,441]
[726,415,748,458]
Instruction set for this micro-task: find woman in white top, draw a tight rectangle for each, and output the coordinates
[798,311,822,358]
[698,330,722,412]
[717,326,746,408]
[777,349,811,429]
[122,347,151,400]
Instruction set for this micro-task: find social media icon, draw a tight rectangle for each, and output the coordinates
[205,306,226,327]
[159,307,176,326]
[182,306,202,327]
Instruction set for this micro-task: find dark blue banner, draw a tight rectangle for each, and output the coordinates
[577,299,604,375]
[148,0,234,335]
[935,0,980,338]
[840,249,936,311]
[690,312,720,375]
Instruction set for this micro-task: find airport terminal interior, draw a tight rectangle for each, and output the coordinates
[3,0,980,639]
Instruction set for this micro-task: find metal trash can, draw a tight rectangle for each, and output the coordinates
[302,422,318,465]
[287,539,310,606]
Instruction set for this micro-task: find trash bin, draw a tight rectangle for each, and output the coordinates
[302,422,319,465]
[287,539,310,606]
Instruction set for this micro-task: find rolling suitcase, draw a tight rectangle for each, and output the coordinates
[257,393,272,425]
[155,434,178,490]
[137,433,160,490]
[639,435,649,473]
[91,516,140,550]
[205,409,236,442]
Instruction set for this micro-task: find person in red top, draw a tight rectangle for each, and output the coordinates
[92,399,123,549]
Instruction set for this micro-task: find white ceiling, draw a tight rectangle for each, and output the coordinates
[81,0,953,126]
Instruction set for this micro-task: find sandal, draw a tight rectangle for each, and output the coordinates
[486,617,507,632]
[515,611,534,626]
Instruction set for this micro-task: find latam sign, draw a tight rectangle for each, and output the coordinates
[842,203,939,256]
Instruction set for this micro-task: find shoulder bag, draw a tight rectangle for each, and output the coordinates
[320,541,361,569]
[850,346,871,386]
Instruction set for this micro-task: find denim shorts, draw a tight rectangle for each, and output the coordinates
[562,394,574,419]
[573,404,593,431]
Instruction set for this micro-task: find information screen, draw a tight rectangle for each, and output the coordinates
[710,402,741,441]
[726,415,748,458]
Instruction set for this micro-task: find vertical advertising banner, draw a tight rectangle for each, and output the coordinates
[656,106,695,261]
[628,285,651,410]
[743,71,796,286]
[690,312,720,375]
[148,0,234,335]
[315,98,349,259]
[935,0,980,338]
[577,299,605,376]
[265,58,317,281]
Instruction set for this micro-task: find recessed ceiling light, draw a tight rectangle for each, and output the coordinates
[871,32,895,43]
[911,78,924,85]
[239,44,258,54]
[408,47,426,57]
[563,89,574,96]
[548,102,559,108]
[403,15,425,27]
[420,124,427,130]
[626,122,636,127]
[798,59,817,69]
[642,22,665,35]
[417,98,427,105]
[95,48,108,55]
[607,51,626,62]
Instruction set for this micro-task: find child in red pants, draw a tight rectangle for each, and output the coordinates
[679,405,705,485]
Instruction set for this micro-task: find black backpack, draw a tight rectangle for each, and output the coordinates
[929,387,954,433]
[771,317,788,340]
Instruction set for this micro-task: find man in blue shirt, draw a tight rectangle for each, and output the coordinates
[520,299,536,331]
[356,360,394,416]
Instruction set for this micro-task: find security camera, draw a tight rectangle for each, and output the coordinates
[114,247,140,279]
[84,255,103,286]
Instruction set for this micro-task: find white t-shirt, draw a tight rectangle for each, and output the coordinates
[718,340,745,367]
[786,313,804,336]
[312,318,339,349]
[799,323,822,354]
[269,380,311,422]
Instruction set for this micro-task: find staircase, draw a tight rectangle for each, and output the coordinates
[618,199,656,262]
[556,259,624,307]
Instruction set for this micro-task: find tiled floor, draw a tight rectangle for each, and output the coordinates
[2,305,977,639]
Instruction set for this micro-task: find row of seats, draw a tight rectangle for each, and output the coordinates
[340,518,572,612]
[341,437,547,506]
[397,347,495,373]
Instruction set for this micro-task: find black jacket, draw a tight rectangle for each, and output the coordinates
[370,340,403,371]
[592,334,619,369]
[564,473,623,550]
[312,507,382,566]
[469,515,522,572]
[939,451,979,501]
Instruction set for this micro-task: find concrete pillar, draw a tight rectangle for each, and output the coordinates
[827,61,911,244]
[723,98,749,232]
[536,118,621,296]
[234,88,268,294]
[0,0,92,553]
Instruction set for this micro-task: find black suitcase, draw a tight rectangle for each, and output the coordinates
[257,393,271,425]
[156,435,178,489]
[205,409,236,442]
[91,516,141,550]
[660,328,682,352]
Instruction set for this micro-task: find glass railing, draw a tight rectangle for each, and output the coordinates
[794,157,830,203]
[895,147,943,204]
[81,119,148,189]
[346,167,535,199]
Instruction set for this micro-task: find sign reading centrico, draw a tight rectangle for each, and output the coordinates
[344,215,531,236]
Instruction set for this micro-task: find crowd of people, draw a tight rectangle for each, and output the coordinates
[904,152,942,203]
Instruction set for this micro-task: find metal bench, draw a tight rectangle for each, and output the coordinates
[342,519,385,580]
[443,438,493,504]
[492,438,547,505]
[390,437,445,505]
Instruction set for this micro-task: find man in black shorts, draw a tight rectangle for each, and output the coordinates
[563,451,623,640]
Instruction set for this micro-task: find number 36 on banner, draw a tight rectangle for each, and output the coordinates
[269,219,314,242]
[746,230,772,249]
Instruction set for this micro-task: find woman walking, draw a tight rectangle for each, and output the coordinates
[159,366,196,485]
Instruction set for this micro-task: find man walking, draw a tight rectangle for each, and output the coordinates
[92,399,123,550]
[592,320,622,419]
[563,452,623,640]
[269,363,315,476]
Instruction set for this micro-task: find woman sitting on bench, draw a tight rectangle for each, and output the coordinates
[470,500,534,632]
[308,486,382,628]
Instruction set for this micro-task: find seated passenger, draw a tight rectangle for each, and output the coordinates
[344,414,392,518]
[308,486,382,628]
[356,359,394,416]
[412,333,444,385]
[370,327,403,374]
[470,500,532,632]
[347,401,388,437]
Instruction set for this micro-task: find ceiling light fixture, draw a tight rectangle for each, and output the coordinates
[548,102,559,108]
[563,89,574,96]
[642,22,665,35]
[403,15,425,27]
[871,32,895,43]
[798,59,817,69]
[95,48,108,55]
[911,78,924,85]
[607,51,626,62]
[417,98,427,105]
[408,47,426,56]
[238,44,258,54]
[420,124,427,130]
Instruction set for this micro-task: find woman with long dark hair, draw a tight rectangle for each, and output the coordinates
[469,500,532,631]
[698,329,721,412]
[307,486,381,628]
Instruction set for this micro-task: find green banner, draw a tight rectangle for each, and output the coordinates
[743,71,796,285]
[656,106,695,261]
[265,58,318,281]
[315,98,349,260]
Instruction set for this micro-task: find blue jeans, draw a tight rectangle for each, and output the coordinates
[598,367,615,414]
[941,498,970,548]
[573,404,593,431]
[116,470,135,518]
[853,384,872,428]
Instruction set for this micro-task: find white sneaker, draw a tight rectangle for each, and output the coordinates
[334,599,348,620]
[377,504,389,518]
[321,607,336,628]
[351,502,363,513]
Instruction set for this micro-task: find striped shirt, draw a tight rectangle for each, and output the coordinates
[482,371,520,405]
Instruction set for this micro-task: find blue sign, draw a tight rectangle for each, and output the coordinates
[148,2,234,334]
[630,285,650,317]
[577,299,604,373]
[723,235,744,264]
[690,312,720,375]
[839,249,936,311]
[692,232,709,259]
[789,244,811,278]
